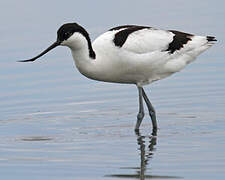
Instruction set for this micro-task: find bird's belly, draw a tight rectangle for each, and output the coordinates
[97,56,194,85]
[79,49,196,86]
[88,63,167,85]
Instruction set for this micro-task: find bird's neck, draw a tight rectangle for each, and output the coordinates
[70,42,98,80]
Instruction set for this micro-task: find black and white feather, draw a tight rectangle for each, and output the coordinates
[90,25,216,85]
[20,23,216,86]
[20,23,217,132]
[106,25,215,54]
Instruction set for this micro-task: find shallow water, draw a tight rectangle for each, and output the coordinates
[1,1,225,180]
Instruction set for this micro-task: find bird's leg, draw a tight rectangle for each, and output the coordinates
[142,88,157,135]
[135,87,145,131]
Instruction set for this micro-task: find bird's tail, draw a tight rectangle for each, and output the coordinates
[183,35,216,61]
[207,36,217,42]
[206,36,217,45]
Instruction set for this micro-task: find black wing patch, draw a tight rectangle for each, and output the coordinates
[109,25,136,31]
[206,36,217,42]
[166,30,193,54]
[110,25,151,47]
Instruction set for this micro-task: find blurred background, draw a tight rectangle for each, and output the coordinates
[0,0,224,180]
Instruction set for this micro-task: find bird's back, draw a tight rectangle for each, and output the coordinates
[92,25,216,85]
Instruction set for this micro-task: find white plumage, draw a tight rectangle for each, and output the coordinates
[20,23,216,135]
[91,27,214,85]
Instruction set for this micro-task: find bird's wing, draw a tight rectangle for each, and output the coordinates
[109,25,194,54]
[94,25,214,56]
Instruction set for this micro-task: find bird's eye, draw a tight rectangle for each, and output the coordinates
[64,32,72,39]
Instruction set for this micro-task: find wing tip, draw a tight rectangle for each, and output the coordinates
[207,36,217,42]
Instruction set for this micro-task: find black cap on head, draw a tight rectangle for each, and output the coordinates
[57,23,88,42]
[57,23,96,59]
[18,22,95,62]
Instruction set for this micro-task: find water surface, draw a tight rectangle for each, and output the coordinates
[0,1,225,179]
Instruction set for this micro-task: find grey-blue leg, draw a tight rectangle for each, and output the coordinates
[142,88,157,135]
[135,86,145,131]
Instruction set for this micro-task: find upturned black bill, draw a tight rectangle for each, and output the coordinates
[18,41,60,62]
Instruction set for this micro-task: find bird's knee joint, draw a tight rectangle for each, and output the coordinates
[149,111,156,116]
[137,112,145,120]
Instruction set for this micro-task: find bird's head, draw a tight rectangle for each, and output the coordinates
[19,22,93,62]
[57,23,91,49]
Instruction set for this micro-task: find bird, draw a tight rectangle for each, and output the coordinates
[19,22,217,135]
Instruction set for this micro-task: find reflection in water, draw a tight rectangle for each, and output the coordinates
[136,130,156,179]
[106,130,181,179]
